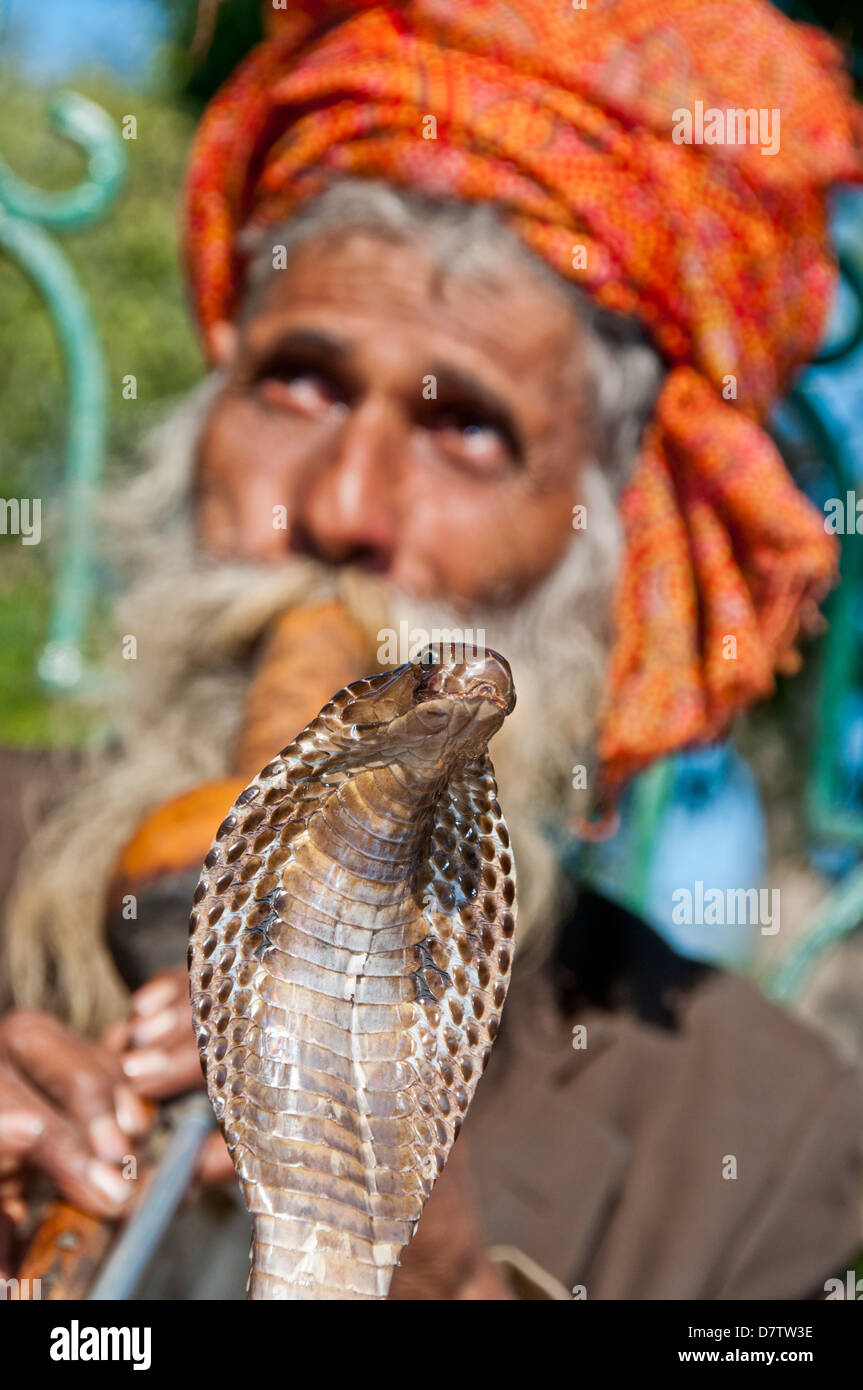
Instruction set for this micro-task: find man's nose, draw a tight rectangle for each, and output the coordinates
[293,397,402,570]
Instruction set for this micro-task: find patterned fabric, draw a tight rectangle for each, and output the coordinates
[185,0,862,793]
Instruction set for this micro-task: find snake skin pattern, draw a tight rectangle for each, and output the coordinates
[188,645,516,1299]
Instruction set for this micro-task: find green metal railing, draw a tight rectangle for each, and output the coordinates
[0,91,126,691]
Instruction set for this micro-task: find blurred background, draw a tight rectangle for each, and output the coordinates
[2,0,863,1012]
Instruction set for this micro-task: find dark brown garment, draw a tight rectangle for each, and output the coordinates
[462,893,863,1300]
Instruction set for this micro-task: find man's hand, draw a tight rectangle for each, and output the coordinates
[0,1010,151,1273]
[103,966,204,1102]
[104,966,237,1187]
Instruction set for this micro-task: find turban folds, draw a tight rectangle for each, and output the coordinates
[185,0,862,793]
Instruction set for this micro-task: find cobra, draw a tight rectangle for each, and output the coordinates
[188,644,517,1299]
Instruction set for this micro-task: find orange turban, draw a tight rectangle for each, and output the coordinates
[185,0,862,793]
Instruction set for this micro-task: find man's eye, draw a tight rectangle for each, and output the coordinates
[424,410,515,472]
[257,370,347,419]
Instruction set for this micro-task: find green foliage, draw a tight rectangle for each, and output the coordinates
[0,552,96,747]
[0,75,202,747]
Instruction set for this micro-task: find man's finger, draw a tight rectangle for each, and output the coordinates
[100,1018,131,1055]
[131,968,187,1020]
[121,1041,204,1100]
[0,1109,48,1157]
[113,1084,152,1140]
[0,1065,133,1220]
[129,1005,189,1049]
[0,1166,28,1227]
[0,1011,128,1162]
[32,1125,135,1219]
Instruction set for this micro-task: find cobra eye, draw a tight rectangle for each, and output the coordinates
[419,647,437,669]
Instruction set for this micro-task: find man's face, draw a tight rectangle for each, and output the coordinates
[197,231,589,607]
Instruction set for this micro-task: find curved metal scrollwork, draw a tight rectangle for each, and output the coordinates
[0,92,126,691]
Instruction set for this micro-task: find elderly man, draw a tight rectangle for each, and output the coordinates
[2,0,863,1299]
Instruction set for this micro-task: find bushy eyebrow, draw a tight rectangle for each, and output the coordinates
[245,327,360,396]
[248,327,352,369]
[244,330,523,459]
[274,328,351,359]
